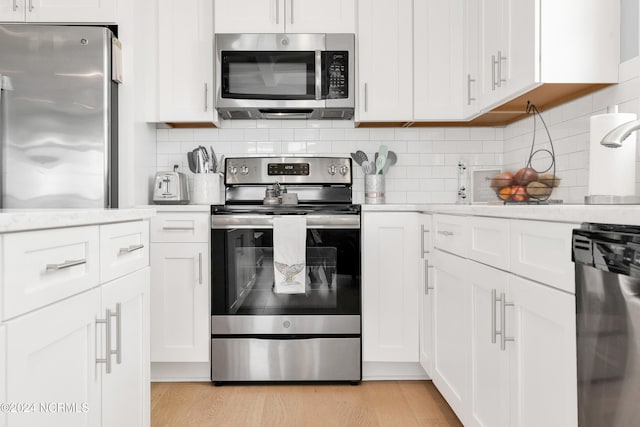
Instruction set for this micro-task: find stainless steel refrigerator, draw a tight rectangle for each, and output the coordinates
[0,24,118,208]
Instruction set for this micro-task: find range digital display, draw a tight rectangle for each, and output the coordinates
[268,163,310,176]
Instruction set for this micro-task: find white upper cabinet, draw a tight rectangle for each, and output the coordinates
[156,0,215,122]
[413,0,464,121]
[462,0,480,118]
[477,0,619,112]
[214,0,355,33]
[356,0,413,122]
[0,0,116,23]
[286,0,355,33]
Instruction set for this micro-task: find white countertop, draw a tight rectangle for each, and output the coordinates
[361,203,640,226]
[0,208,156,233]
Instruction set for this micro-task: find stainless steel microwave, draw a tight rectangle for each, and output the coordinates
[214,33,354,120]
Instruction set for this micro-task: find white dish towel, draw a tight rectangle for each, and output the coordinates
[273,215,307,294]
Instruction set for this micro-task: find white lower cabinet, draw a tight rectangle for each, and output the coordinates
[5,288,102,427]
[431,249,471,424]
[469,261,510,427]
[150,242,209,362]
[362,212,421,363]
[509,275,577,427]
[460,253,577,427]
[0,325,4,427]
[101,267,150,427]
[0,219,151,427]
[431,216,578,427]
[419,214,434,376]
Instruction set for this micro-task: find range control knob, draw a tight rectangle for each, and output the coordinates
[339,165,349,176]
[228,165,238,175]
[328,165,337,175]
[240,165,249,175]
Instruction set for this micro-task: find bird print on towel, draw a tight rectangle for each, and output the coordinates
[275,261,305,286]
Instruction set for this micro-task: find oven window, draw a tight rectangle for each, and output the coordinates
[211,228,360,315]
[221,51,316,100]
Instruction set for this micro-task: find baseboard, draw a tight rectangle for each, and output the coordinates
[362,362,430,381]
[151,362,211,382]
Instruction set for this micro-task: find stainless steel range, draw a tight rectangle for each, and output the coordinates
[210,157,361,383]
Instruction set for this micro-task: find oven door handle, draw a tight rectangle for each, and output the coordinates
[211,214,360,229]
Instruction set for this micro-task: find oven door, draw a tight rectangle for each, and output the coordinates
[211,213,360,318]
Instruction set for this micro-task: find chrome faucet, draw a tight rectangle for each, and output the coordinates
[601,119,640,148]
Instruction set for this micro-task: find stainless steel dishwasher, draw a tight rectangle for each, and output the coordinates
[573,223,640,427]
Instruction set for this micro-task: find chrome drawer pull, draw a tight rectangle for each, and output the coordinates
[162,226,195,231]
[118,244,144,255]
[438,230,454,236]
[46,258,86,271]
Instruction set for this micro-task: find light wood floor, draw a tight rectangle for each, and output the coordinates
[151,380,463,427]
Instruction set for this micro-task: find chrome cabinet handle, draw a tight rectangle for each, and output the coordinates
[421,225,425,258]
[290,0,294,24]
[96,309,112,374]
[28,0,33,12]
[467,74,476,105]
[46,258,86,271]
[500,292,515,350]
[275,0,279,24]
[315,51,322,100]
[364,83,368,113]
[204,83,208,112]
[12,0,17,12]
[111,303,122,365]
[198,253,203,285]
[437,230,454,236]
[491,289,502,344]
[118,243,144,256]
[491,55,497,90]
[424,260,434,295]
[497,51,507,87]
[162,225,195,231]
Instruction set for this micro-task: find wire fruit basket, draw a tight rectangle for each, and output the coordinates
[491,102,561,204]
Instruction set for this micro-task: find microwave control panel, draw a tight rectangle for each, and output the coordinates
[325,51,348,99]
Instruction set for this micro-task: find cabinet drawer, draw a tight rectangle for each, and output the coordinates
[509,220,578,293]
[433,214,470,258]
[150,213,210,243]
[2,226,100,320]
[100,220,150,284]
[469,216,509,270]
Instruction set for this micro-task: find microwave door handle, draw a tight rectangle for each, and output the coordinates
[315,50,322,101]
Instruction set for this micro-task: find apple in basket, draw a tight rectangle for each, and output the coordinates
[490,171,515,190]
[514,167,539,185]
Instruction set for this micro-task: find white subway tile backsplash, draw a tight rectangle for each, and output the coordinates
[244,129,270,141]
[294,128,320,141]
[306,141,333,153]
[269,128,295,141]
[369,128,396,141]
[445,128,470,140]
[155,74,639,205]
[419,128,445,140]
[319,129,346,141]
[282,141,307,153]
[169,128,194,141]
